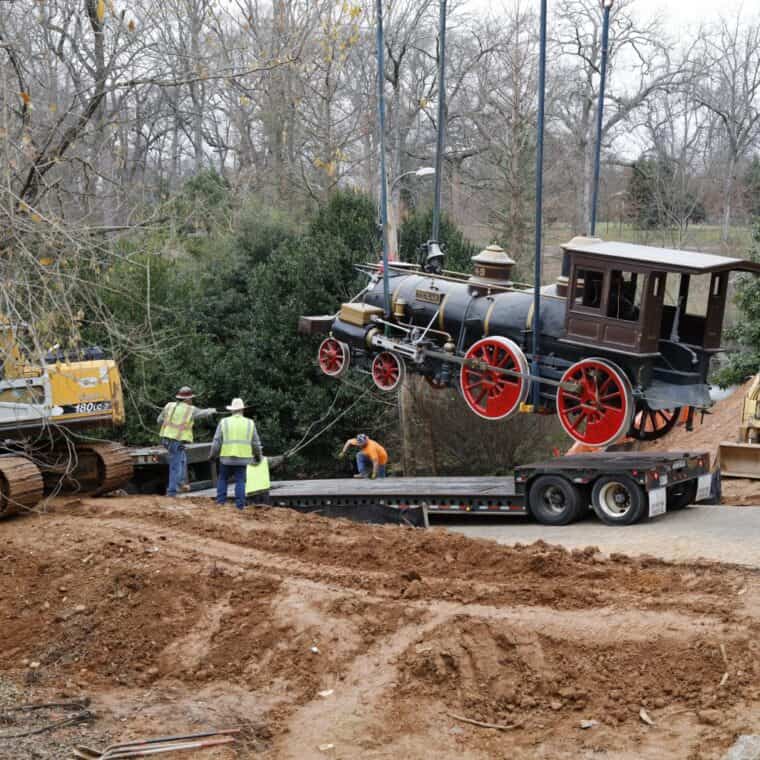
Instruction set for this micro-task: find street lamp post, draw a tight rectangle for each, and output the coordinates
[590,0,614,237]
[388,167,436,261]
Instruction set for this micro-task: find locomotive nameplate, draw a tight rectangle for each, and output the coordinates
[416,288,443,305]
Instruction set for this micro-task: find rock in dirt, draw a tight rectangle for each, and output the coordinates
[698,708,722,726]
[580,720,598,730]
[723,735,760,760]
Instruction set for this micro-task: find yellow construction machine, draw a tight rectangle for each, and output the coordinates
[718,374,760,479]
[0,320,133,516]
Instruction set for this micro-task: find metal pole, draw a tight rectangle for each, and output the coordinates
[531,0,547,409]
[375,0,391,318]
[431,0,447,242]
[590,1,612,236]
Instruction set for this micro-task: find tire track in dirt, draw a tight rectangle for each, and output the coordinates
[71,514,734,640]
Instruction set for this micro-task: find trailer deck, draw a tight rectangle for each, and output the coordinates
[187,451,714,527]
[268,476,519,514]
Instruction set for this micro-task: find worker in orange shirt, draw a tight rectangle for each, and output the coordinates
[339,433,388,479]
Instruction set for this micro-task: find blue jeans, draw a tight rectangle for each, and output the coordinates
[165,439,187,496]
[356,452,386,478]
[216,463,247,509]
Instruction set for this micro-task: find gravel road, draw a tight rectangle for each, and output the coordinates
[443,505,760,568]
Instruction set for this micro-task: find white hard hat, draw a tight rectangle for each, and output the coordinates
[226,398,246,411]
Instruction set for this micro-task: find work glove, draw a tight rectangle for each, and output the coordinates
[338,451,346,460]
[370,472,377,480]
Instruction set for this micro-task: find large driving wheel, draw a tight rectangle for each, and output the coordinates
[629,406,681,441]
[372,352,405,392]
[318,338,350,378]
[556,358,634,447]
[459,336,530,420]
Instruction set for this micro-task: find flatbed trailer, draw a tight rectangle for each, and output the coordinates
[127,442,217,494]
[262,451,715,528]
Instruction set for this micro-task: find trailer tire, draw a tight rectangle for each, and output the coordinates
[591,475,646,526]
[667,480,697,510]
[528,475,584,525]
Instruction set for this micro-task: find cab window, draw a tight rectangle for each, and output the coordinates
[606,270,643,321]
[573,269,604,310]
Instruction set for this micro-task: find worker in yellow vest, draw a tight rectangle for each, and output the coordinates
[210,397,263,509]
[157,386,216,496]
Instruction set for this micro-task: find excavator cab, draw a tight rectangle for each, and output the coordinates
[0,318,126,432]
[0,318,132,517]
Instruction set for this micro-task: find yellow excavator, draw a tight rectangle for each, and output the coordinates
[718,374,760,479]
[0,320,133,516]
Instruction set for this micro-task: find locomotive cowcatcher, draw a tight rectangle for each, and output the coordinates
[302,237,760,448]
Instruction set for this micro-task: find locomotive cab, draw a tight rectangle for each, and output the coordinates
[561,237,760,413]
[562,238,760,348]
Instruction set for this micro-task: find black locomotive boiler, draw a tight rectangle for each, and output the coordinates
[306,238,760,448]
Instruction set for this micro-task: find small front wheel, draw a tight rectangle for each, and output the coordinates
[591,475,646,526]
[528,475,584,525]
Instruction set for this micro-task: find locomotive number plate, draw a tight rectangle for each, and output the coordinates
[416,289,442,304]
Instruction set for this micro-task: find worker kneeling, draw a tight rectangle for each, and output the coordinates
[340,434,387,479]
[211,398,263,510]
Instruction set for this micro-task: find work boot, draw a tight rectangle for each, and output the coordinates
[180,484,191,493]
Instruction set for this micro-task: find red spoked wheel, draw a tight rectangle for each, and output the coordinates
[459,336,530,420]
[372,352,405,392]
[629,406,681,441]
[318,338,350,378]
[557,358,634,447]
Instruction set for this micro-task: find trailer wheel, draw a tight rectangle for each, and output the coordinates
[528,475,584,525]
[591,475,646,525]
[667,480,697,510]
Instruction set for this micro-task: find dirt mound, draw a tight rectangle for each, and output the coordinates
[634,380,750,459]
[399,617,757,725]
[0,496,759,759]
[633,379,760,504]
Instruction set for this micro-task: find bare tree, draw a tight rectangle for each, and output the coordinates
[551,0,682,234]
[696,14,760,242]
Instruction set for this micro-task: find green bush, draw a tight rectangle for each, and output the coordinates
[714,220,760,386]
[89,187,387,475]
[398,209,478,272]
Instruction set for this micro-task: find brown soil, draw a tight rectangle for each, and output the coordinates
[1,496,760,758]
[632,379,760,505]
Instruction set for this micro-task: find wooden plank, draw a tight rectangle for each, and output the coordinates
[268,477,516,498]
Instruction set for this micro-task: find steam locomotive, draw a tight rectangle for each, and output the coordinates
[304,237,760,447]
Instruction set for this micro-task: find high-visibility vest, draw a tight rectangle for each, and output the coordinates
[160,401,194,442]
[220,415,254,459]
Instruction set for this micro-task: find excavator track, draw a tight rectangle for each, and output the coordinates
[0,456,44,517]
[69,442,135,496]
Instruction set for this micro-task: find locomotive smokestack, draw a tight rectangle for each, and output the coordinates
[469,245,515,293]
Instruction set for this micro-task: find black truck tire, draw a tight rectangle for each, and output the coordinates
[591,475,647,526]
[667,480,698,510]
[528,475,584,525]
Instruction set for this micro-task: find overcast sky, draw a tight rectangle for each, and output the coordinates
[471,0,750,29]
[621,0,745,27]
